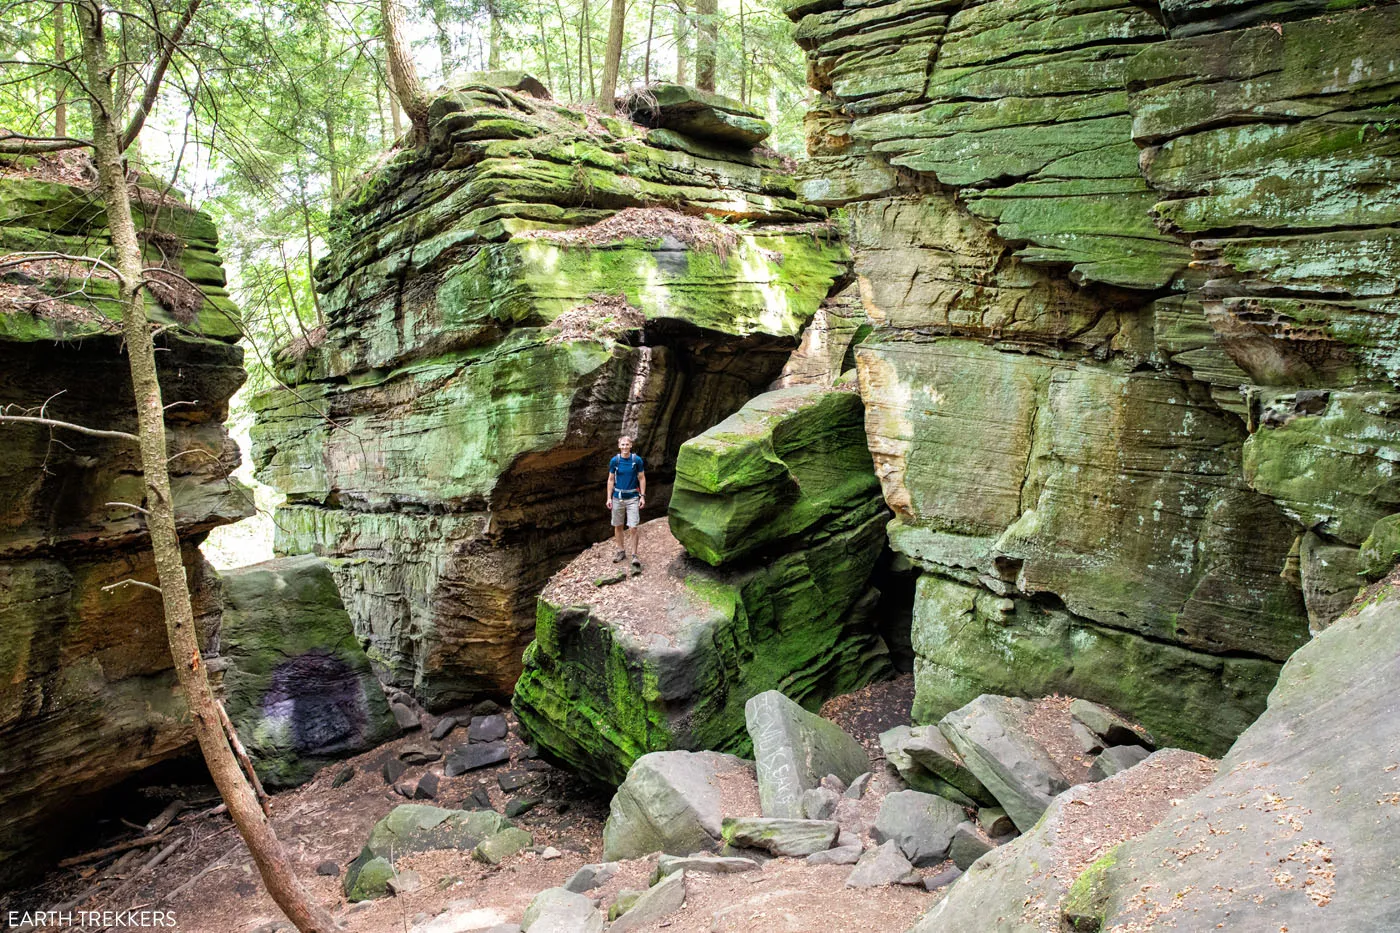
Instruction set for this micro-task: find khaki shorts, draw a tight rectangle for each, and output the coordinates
[611,496,641,528]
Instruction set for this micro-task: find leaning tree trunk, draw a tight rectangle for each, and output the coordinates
[74,4,336,931]
[694,0,717,91]
[381,0,430,145]
[597,0,627,113]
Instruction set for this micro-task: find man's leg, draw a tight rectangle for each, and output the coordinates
[629,500,642,567]
[612,501,627,560]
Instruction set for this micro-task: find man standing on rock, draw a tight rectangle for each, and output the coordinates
[606,435,646,570]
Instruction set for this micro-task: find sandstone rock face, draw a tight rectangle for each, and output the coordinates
[252,77,851,710]
[1092,584,1400,932]
[789,0,1400,755]
[0,172,249,885]
[513,385,891,784]
[217,556,399,787]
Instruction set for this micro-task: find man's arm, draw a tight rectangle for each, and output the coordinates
[606,471,615,507]
[638,466,646,502]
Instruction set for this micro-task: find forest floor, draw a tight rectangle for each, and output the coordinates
[5,677,944,933]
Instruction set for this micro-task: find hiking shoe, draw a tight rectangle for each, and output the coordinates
[613,549,626,563]
[631,556,643,571]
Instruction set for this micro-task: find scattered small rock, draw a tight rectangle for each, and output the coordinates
[383,758,408,785]
[521,887,604,933]
[802,786,840,821]
[721,817,839,857]
[565,862,619,894]
[807,845,862,866]
[609,870,686,933]
[1089,744,1151,781]
[475,827,533,865]
[498,771,535,792]
[446,742,510,776]
[468,787,493,810]
[976,806,1014,838]
[541,846,562,860]
[844,772,872,799]
[414,771,441,800]
[924,866,963,891]
[845,840,921,888]
[392,702,421,731]
[331,765,356,788]
[472,699,503,717]
[316,860,340,877]
[948,822,995,870]
[1069,699,1155,749]
[431,717,459,741]
[469,714,509,744]
[654,854,759,882]
[505,797,541,818]
[400,744,443,765]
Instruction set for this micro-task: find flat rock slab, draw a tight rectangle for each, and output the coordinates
[746,690,871,819]
[880,725,993,807]
[446,742,510,775]
[938,695,1070,833]
[609,869,686,933]
[521,887,604,933]
[721,817,839,856]
[474,827,533,865]
[602,751,759,861]
[845,840,921,888]
[654,854,760,881]
[872,790,966,866]
[469,714,509,743]
[948,822,995,870]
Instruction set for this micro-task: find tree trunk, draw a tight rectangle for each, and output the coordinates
[323,109,340,201]
[53,2,67,137]
[583,0,596,99]
[738,0,746,104]
[431,0,453,77]
[553,0,573,102]
[536,8,553,88]
[597,0,626,113]
[72,4,337,932]
[643,0,657,86]
[381,0,430,145]
[694,0,717,91]
[488,0,502,70]
[674,0,688,84]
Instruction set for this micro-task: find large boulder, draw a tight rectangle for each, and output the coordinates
[880,725,995,807]
[1091,584,1400,931]
[937,696,1069,833]
[0,167,249,885]
[624,84,772,148]
[253,80,850,710]
[218,556,399,787]
[746,690,871,819]
[871,790,966,866]
[515,386,891,785]
[601,751,759,861]
[909,749,1215,932]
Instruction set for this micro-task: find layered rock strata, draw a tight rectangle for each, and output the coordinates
[789,0,1400,754]
[252,77,851,709]
[0,168,249,884]
[513,385,892,784]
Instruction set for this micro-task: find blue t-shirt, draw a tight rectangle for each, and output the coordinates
[610,454,644,499]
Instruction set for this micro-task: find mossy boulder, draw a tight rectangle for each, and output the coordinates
[668,386,880,566]
[343,805,518,900]
[625,84,772,148]
[218,556,399,787]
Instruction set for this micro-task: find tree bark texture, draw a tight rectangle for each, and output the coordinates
[694,0,717,91]
[381,0,430,145]
[598,0,627,113]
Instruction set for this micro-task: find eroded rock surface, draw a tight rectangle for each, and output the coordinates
[0,169,248,884]
[787,0,1400,755]
[253,76,851,710]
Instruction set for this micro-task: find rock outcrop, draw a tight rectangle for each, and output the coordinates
[217,555,399,787]
[788,0,1400,754]
[252,76,851,710]
[0,166,249,884]
[1087,581,1400,932]
[513,386,891,783]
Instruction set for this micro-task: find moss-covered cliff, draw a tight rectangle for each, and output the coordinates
[252,78,852,709]
[790,0,1400,755]
[0,162,250,884]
